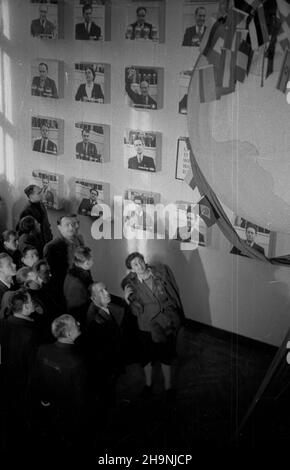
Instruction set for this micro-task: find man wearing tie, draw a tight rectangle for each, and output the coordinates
[128,137,156,172]
[125,70,158,110]
[31,5,56,38]
[75,3,101,40]
[182,6,207,47]
[230,225,265,257]
[75,129,100,162]
[33,123,57,155]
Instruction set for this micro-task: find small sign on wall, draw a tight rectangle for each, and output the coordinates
[175,137,190,181]
[124,129,162,173]
[31,115,64,156]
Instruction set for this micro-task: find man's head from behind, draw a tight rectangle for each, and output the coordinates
[0,253,16,280]
[246,225,257,244]
[39,62,48,79]
[136,6,147,24]
[24,184,42,203]
[83,3,92,23]
[133,138,145,155]
[73,246,93,271]
[57,215,75,240]
[51,314,81,343]
[9,289,34,317]
[90,282,111,308]
[195,7,206,27]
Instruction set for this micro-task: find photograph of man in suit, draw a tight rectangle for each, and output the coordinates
[31,62,58,99]
[231,225,265,257]
[40,175,55,209]
[75,66,104,103]
[128,137,156,172]
[75,3,102,40]
[125,68,157,110]
[33,123,57,155]
[126,6,153,40]
[182,6,207,47]
[78,188,102,217]
[31,4,56,38]
[76,129,101,162]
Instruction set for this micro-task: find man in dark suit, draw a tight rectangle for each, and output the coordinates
[19,184,53,244]
[126,6,153,40]
[128,137,156,172]
[182,6,207,47]
[31,62,58,98]
[75,3,101,40]
[40,176,55,209]
[31,4,56,38]
[231,225,265,257]
[0,253,16,305]
[78,188,101,217]
[75,129,100,162]
[125,68,157,109]
[33,123,57,155]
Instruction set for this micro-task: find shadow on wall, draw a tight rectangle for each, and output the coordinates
[0,176,15,231]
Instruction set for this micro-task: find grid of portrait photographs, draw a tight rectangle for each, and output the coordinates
[182,1,219,47]
[75,62,110,104]
[123,188,161,234]
[75,178,109,217]
[74,122,110,163]
[175,137,191,181]
[74,0,111,41]
[179,71,192,115]
[232,216,272,257]
[31,116,64,156]
[31,58,64,99]
[32,169,64,210]
[30,0,64,39]
[125,66,163,110]
[125,1,165,43]
[174,201,207,247]
[124,129,162,173]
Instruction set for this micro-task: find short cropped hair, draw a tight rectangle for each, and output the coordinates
[9,289,30,314]
[2,230,17,243]
[39,62,48,71]
[16,267,33,286]
[125,251,145,269]
[51,314,76,339]
[133,136,145,146]
[82,3,92,15]
[74,246,92,265]
[195,6,206,15]
[24,185,38,199]
[19,215,37,234]
[137,6,147,15]
[21,245,38,257]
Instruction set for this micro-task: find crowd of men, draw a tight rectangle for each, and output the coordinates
[0,184,139,451]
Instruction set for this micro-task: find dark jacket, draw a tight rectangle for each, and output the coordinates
[230,243,265,257]
[30,18,55,38]
[18,231,45,257]
[0,280,9,306]
[128,155,156,172]
[75,83,104,102]
[75,21,101,40]
[44,237,71,303]
[182,25,207,47]
[31,76,58,98]
[33,138,57,155]
[63,265,93,323]
[19,201,52,244]
[125,81,157,109]
[129,21,153,40]
[75,141,99,161]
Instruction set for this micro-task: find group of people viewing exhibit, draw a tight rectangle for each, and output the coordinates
[0,183,184,448]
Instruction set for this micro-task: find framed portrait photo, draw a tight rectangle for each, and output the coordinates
[124,129,162,173]
[31,58,64,99]
[232,216,272,257]
[75,178,109,218]
[74,0,111,41]
[175,137,191,181]
[182,1,219,47]
[75,122,110,163]
[175,200,207,247]
[31,115,64,156]
[31,169,64,210]
[75,62,110,104]
[30,0,64,39]
[125,66,163,110]
[125,0,165,43]
[123,188,160,234]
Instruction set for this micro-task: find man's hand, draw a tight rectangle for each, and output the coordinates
[124,284,134,304]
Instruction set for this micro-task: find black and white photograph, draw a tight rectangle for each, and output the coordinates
[75,122,110,163]
[31,58,63,99]
[182,1,219,47]
[75,62,110,103]
[125,66,163,110]
[174,200,207,246]
[124,129,161,172]
[231,216,271,258]
[31,169,64,210]
[30,1,59,39]
[75,178,109,217]
[31,116,64,156]
[74,0,111,41]
[125,1,164,42]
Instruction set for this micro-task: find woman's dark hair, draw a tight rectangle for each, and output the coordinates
[85,66,96,81]
[125,251,145,269]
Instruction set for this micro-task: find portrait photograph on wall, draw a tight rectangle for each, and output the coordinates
[32,169,64,210]
[124,129,162,172]
[75,178,109,217]
[31,116,64,156]
[30,1,63,39]
[175,136,191,181]
[179,70,192,115]
[75,121,110,163]
[123,188,161,234]
[74,0,111,41]
[31,58,64,99]
[125,1,165,42]
[74,62,110,104]
[231,216,272,258]
[125,65,163,110]
[182,1,219,47]
[174,200,207,247]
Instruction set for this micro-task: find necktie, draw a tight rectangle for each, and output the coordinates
[41,140,46,153]
[86,23,89,34]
